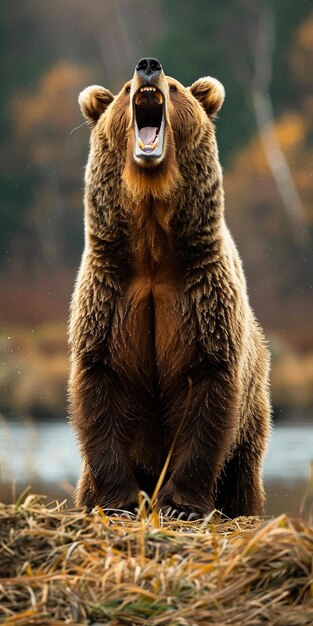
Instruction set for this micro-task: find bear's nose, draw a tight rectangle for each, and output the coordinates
[135,57,163,82]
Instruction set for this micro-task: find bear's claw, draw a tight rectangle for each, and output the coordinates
[102,508,137,519]
[160,506,204,521]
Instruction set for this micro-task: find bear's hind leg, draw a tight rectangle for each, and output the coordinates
[215,396,270,518]
[75,463,96,510]
[215,441,265,517]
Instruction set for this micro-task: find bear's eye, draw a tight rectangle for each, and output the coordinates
[126,85,131,93]
[170,85,177,92]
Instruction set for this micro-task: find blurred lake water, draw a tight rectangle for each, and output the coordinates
[0,420,312,516]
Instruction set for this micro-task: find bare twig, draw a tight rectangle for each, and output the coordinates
[251,4,307,244]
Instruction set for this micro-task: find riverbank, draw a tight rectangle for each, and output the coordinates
[1,421,312,517]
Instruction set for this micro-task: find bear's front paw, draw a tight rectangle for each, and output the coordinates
[87,478,140,515]
[102,506,137,519]
[157,483,214,521]
[159,505,204,521]
[97,493,140,514]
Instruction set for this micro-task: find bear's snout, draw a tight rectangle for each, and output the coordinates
[131,60,167,166]
[135,57,163,83]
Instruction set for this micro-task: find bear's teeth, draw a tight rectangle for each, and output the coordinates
[135,88,164,105]
[138,137,158,151]
[148,139,158,149]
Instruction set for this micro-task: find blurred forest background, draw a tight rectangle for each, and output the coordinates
[0,0,313,424]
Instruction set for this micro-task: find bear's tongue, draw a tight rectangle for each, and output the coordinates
[139,126,158,146]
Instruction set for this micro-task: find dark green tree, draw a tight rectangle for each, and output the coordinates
[156,0,312,165]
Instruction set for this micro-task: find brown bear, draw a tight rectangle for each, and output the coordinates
[69,57,271,519]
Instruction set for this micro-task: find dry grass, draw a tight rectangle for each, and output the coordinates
[0,494,312,625]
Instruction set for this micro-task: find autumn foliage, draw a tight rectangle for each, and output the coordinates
[1,4,313,420]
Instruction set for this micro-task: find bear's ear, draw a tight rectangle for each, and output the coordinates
[189,77,225,117]
[78,85,114,124]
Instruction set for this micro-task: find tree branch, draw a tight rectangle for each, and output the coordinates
[251,3,307,244]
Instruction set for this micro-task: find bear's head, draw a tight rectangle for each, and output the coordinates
[79,58,224,201]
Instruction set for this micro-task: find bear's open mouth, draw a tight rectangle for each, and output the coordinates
[133,86,165,160]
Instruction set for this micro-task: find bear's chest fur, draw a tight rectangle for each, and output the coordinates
[107,207,197,390]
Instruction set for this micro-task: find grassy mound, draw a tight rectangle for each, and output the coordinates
[0,495,312,625]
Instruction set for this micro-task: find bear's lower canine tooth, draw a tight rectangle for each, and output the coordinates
[149,138,158,150]
[138,137,159,151]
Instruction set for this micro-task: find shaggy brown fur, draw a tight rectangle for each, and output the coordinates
[69,62,271,518]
